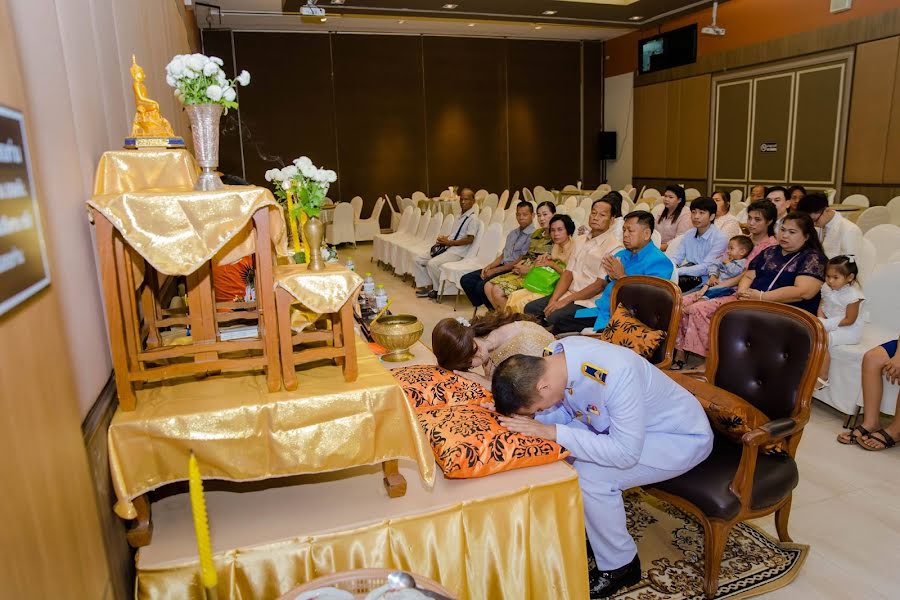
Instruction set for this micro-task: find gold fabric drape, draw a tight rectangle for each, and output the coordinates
[275,263,364,314]
[93,149,199,195]
[108,339,435,519]
[88,185,289,275]
[135,463,589,600]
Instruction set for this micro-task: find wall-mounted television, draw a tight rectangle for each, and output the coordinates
[638,24,698,75]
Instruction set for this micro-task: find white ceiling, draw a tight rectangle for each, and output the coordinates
[192,0,630,41]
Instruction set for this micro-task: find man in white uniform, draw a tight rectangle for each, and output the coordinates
[493,337,713,598]
[413,187,478,299]
[796,192,862,259]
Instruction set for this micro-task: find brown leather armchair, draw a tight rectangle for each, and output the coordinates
[581,275,681,369]
[647,301,826,598]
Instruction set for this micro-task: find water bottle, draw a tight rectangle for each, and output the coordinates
[346,259,355,272]
[374,284,388,310]
[363,272,375,296]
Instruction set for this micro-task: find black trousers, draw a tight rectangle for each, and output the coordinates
[524,295,596,334]
[461,268,500,309]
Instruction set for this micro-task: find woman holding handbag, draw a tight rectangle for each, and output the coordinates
[503,215,579,312]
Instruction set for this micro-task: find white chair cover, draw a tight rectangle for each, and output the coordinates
[388,196,402,232]
[857,237,878,286]
[479,207,493,225]
[569,207,586,227]
[685,188,701,201]
[325,202,356,246]
[397,212,444,276]
[634,202,650,212]
[376,207,418,263]
[729,189,743,204]
[412,191,428,203]
[490,207,506,225]
[643,188,661,199]
[855,206,891,234]
[597,184,612,195]
[350,196,364,221]
[354,196,385,242]
[730,200,747,216]
[589,188,605,200]
[523,188,535,203]
[439,213,456,237]
[563,196,578,211]
[388,210,430,269]
[651,230,662,248]
[436,219,485,296]
[475,189,488,200]
[887,196,900,225]
[651,203,665,220]
[863,224,900,265]
[439,222,503,298]
[664,233,684,258]
[483,193,499,212]
[842,194,870,207]
[536,189,555,204]
[499,189,510,210]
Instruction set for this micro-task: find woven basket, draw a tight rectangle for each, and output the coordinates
[278,569,455,599]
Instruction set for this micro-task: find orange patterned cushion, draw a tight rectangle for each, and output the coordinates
[417,405,569,478]
[391,365,491,414]
[598,303,666,359]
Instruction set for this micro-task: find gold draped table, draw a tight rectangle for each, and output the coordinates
[93,148,199,195]
[109,338,435,520]
[135,461,588,600]
[274,263,363,314]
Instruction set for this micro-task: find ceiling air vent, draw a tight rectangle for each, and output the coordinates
[830,0,852,14]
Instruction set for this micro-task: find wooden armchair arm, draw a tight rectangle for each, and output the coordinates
[730,416,807,507]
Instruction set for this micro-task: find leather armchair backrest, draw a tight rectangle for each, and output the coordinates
[615,279,676,366]
[712,308,813,419]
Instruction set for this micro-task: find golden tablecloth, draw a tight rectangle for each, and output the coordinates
[109,339,435,519]
[93,149,199,195]
[135,461,588,599]
[88,185,289,275]
[275,263,364,314]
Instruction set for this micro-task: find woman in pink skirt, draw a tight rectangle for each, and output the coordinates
[672,199,778,370]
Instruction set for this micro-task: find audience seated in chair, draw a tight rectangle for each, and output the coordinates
[523,196,623,333]
[412,187,478,300]
[655,185,692,252]
[669,196,728,293]
[796,192,863,259]
[788,184,807,213]
[712,190,743,240]
[673,200,779,370]
[837,335,900,451]
[767,185,791,235]
[459,201,536,311]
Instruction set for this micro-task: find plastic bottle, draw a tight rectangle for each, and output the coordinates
[363,272,375,295]
[374,284,388,310]
[346,258,355,272]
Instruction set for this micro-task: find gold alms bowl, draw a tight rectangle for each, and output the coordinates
[370,314,424,362]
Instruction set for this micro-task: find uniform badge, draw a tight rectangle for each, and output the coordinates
[587,404,601,416]
[543,344,556,357]
[581,362,608,385]
[575,410,584,419]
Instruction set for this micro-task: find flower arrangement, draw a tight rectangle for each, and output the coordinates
[264,156,337,219]
[165,53,250,110]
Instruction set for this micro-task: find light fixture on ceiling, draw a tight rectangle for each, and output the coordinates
[330,0,344,4]
[628,16,642,21]
[320,17,327,22]
[398,19,405,24]
[467,22,475,26]
[443,3,457,9]
[542,10,557,15]
[534,25,543,30]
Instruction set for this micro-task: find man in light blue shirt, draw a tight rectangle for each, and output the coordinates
[574,211,674,331]
[670,196,727,292]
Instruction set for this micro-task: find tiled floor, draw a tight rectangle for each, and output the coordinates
[339,241,900,599]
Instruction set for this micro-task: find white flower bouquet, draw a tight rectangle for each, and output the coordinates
[264,156,337,219]
[165,53,250,110]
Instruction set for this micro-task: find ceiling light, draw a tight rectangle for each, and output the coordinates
[628,16,643,21]
[320,17,327,22]
[542,10,557,15]
[467,22,475,26]
[534,25,543,30]
[331,0,345,4]
[443,3,457,8]
[398,19,405,24]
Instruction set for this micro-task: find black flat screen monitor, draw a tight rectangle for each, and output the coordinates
[638,24,698,75]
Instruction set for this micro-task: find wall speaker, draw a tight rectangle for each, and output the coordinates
[598,132,616,160]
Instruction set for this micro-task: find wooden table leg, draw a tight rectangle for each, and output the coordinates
[276,288,298,391]
[254,209,282,393]
[339,300,358,382]
[125,494,153,548]
[382,459,407,498]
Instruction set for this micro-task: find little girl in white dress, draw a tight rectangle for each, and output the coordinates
[817,255,865,390]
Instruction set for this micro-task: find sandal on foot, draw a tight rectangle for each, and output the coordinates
[670,360,686,371]
[859,429,897,452]
[836,425,870,445]
[815,377,830,391]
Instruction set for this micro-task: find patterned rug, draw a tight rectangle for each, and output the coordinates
[611,491,809,599]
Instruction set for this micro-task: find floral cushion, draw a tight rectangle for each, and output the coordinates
[417,405,569,478]
[668,372,786,454]
[391,365,491,414]
[598,303,666,359]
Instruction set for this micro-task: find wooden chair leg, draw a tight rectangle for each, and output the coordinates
[275,288,298,391]
[340,301,358,382]
[382,459,407,498]
[701,519,731,599]
[125,494,153,548]
[254,209,282,393]
[775,495,793,543]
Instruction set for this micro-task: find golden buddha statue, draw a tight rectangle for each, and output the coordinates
[126,56,183,148]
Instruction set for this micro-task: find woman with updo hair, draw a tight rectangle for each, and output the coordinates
[432,311,554,390]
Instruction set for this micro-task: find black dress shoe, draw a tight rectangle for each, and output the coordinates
[415,288,431,298]
[428,290,438,299]
[589,554,641,598]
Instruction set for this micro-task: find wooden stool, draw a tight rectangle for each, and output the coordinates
[91,205,282,410]
[274,284,358,391]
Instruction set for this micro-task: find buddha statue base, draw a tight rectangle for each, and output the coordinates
[124,136,186,150]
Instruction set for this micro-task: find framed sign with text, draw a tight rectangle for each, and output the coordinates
[0,104,50,317]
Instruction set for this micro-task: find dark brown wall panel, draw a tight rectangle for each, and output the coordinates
[633,82,668,177]
[582,41,604,187]
[883,37,900,183]
[332,35,427,225]
[201,30,243,180]
[233,32,339,195]
[507,40,581,193]
[714,81,751,182]
[423,37,508,195]
[676,75,711,180]
[750,74,792,183]
[791,64,843,184]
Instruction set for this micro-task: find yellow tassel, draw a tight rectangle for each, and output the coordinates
[188,452,217,590]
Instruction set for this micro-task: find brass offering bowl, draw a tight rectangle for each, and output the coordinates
[370,314,424,362]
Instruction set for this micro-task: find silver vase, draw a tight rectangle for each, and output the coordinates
[185,103,225,191]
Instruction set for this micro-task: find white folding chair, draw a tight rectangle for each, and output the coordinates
[729,189,743,204]
[651,230,662,248]
[536,189,555,204]
[375,205,413,262]
[634,202,650,212]
[397,212,444,276]
[436,219,485,299]
[511,190,520,204]
[651,203,665,220]
[523,188,535,203]
[388,210,431,269]
[451,202,461,217]
[503,209,519,234]
[597,184,612,195]
[685,188,701,201]
[440,222,504,309]
[579,197,595,212]
[483,194,499,212]
[378,207,419,264]
[569,207,587,227]
[534,185,547,196]
[563,196,578,211]
[475,189,489,201]
[855,206,891,234]
[479,206,493,225]
[887,196,900,225]
[664,233,685,259]
[857,237,878,286]
[627,188,637,202]
[388,196,402,232]
[730,200,747,216]
[412,191,428,203]
[325,202,357,246]
[589,188,606,200]
[354,197,384,242]
[863,224,900,265]
[349,196,364,221]
[439,213,456,237]
[490,207,506,226]
[499,189,510,210]
[842,194,870,207]
[621,197,634,215]
[643,188,661,199]
[825,189,837,205]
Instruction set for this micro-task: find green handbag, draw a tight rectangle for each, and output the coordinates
[522,266,560,295]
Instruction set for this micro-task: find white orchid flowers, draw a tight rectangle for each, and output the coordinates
[165,53,250,110]
[264,157,336,218]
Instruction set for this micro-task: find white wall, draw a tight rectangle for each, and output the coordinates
[8,0,192,416]
[603,72,634,190]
